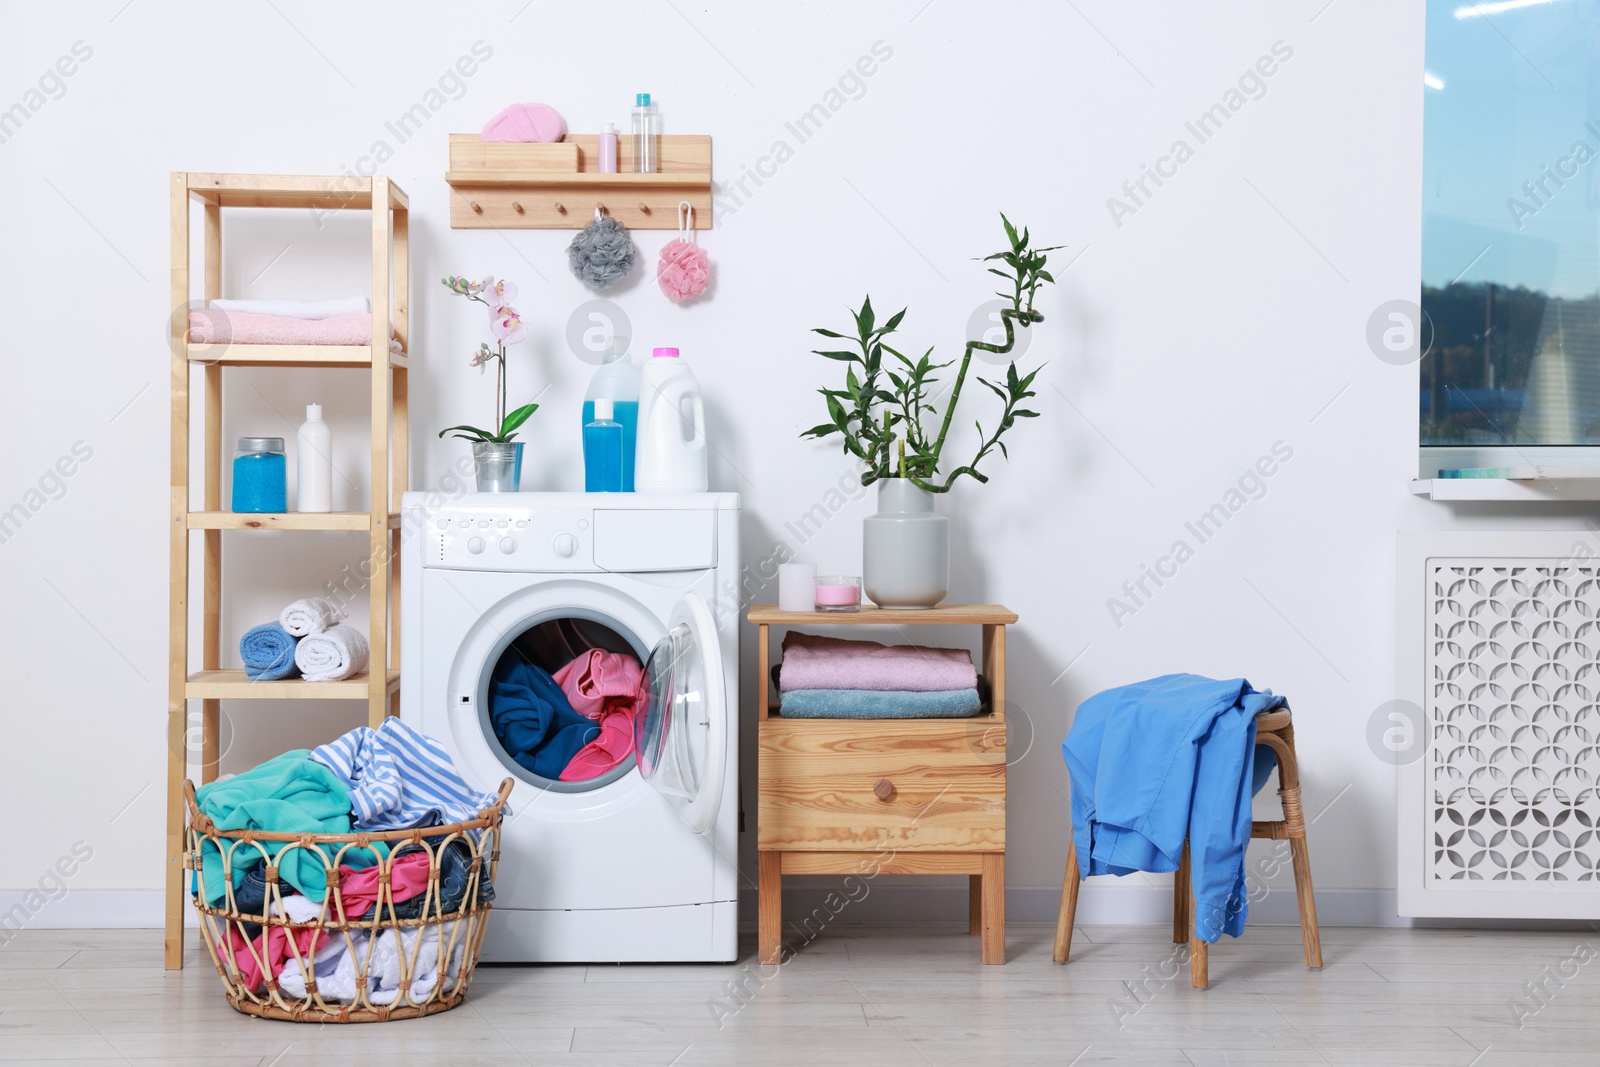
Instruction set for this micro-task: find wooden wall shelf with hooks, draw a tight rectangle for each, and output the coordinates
[445,133,711,230]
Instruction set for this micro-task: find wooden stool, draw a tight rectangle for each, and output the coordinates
[1051,708,1322,988]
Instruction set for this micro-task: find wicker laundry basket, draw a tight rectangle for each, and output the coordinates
[183,777,512,1023]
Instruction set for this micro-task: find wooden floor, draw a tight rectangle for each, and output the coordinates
[0,923,1594,1065]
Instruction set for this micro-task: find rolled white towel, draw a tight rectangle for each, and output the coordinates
[279,597,347,637]
[294,624,369,682]
[209,295,370,319]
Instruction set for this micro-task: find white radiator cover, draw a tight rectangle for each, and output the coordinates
[1399,531,1600,918]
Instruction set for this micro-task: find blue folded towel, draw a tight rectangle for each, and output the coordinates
[240,622,300,680]
[779,687,982,719]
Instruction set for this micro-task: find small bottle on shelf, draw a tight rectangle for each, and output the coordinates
[296,403,332,512]
[632,93,658,174]
[583,397,625,492]
[598,122,619,174]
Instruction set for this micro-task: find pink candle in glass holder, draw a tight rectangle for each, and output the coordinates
[814,575,862,612]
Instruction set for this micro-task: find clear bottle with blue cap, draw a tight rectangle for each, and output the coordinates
[632,93,658,173]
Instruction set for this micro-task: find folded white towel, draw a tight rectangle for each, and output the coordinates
[279,597,347,637]
[209,295,370,319]
[294,624,369,682]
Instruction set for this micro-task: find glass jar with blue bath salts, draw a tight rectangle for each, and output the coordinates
[232,437,287,512]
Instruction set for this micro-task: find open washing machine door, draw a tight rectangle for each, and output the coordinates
[634,591,726,835]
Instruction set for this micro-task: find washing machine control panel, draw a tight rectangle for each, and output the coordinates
[424,506,598,572]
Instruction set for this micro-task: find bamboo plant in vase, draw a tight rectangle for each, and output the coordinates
[801,215,1060,607]
[439,276,540,492]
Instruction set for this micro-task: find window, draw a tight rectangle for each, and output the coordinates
[1422,0,1600,448]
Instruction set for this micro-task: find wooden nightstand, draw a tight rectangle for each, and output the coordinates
[749,604,1017,965]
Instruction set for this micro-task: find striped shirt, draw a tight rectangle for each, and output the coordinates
[309,719,504,831]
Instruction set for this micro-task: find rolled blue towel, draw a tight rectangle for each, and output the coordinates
[240,622,300,681]
[779,687,982,719]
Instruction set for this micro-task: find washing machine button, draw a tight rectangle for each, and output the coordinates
[478,520,490,528]
[457,519,470,528]
[499,537,517,554]
[515,520,527,529]
[497,519,508,528]
[467,536,486,554]
[553,533,578,558]
[435,519,448,530]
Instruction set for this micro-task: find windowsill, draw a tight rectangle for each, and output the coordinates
[1410,477,1600,501]
[1420,446,1600,479]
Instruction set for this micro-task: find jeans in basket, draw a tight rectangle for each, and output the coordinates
[359,839,494,921]
[230,862,273,939]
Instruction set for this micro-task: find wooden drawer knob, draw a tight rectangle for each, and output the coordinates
[874,779,896,801]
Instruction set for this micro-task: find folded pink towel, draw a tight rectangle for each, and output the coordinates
[189,309,402,351]
[778,632,977,692]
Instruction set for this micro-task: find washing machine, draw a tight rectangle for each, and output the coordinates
[400,491,740,963]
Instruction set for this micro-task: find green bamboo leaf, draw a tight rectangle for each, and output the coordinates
[813,350,862,362]
[801,423,839,438]
[1000,212,1019,250]
[882,308,906,334]
[1013,409,1040,418]
[813,327,848,339]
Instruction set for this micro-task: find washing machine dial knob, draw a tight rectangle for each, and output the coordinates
[467,536,485,555]
[499,537,517,554]
[553,533,578,558]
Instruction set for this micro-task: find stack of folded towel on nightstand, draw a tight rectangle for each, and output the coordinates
[775,632,983,718]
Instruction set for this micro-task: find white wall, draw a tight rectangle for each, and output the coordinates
[4,0,1574,927]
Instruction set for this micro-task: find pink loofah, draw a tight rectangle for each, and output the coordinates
[481,102,565,143]
[657,238,710,302]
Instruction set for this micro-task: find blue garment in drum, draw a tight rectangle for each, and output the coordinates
[488,657,597,780]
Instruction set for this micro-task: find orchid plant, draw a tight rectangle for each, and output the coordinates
[437,275,540,443]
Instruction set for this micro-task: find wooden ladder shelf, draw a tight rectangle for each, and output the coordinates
[165,172,410,970]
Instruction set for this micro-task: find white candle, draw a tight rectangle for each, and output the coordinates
[778,563,817,612]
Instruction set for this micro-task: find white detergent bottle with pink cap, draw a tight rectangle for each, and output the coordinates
[634,347,708,492]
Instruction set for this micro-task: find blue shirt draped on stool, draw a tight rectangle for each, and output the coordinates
[1062,674,1283,942]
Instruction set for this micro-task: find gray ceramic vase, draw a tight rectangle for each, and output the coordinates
[863,478,949,609]
[472,441,524,492]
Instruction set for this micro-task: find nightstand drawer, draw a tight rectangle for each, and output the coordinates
[757,719,1006,852]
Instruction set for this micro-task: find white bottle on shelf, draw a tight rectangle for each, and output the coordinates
[296,403,333,512]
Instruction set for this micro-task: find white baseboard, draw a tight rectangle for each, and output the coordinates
[0,889,168,935]
[0,884,1408,932]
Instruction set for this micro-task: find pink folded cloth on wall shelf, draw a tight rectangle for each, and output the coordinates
[777,631,977,693]
[189,309,403,351]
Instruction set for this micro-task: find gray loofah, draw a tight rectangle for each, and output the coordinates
[567,215,637,290]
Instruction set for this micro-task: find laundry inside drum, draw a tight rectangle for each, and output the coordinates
[479,614,647,794]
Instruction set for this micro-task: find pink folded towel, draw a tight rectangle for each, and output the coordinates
[189,309,402,351]
[777,632,977,692]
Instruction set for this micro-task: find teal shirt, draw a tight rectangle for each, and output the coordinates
[194,750,385,906]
